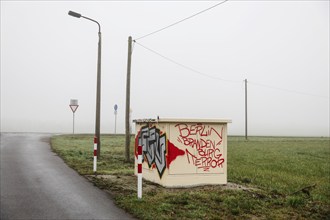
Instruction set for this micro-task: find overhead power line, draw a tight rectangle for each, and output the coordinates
[134,0,229,41]
[134,41,329,100]
[134,41,241,83]
[249,81,329,99]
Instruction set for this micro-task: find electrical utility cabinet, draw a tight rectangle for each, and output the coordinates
[134,118,231,187]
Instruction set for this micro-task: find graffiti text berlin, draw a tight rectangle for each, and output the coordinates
[175,123,225,171]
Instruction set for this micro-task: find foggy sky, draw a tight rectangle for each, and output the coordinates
[1,1,329,136]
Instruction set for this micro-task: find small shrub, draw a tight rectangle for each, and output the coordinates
[242,177,251,183]
[287,196,305,208]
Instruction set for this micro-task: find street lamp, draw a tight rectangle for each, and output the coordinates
[68,10,102,157]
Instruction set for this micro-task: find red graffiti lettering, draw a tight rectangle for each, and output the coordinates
[177,123,225,172]
[175,123,211,138]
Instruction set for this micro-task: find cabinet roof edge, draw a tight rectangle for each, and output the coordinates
[133,118,232,124]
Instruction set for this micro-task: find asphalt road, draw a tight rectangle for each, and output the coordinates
[0,133,135,220]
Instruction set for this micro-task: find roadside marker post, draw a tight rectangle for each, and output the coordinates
[93,136,97,173]
[137,145,143,199]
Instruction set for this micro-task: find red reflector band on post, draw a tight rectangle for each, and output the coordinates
[138,145,142,155]
[137,145,143,199]
[93,137,97,172]
[138,164,142,174]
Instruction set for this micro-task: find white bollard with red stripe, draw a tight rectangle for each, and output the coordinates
[137,145,143,199]
[93,136,97,172]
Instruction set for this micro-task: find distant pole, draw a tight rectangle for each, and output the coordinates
[125,36,133,162]
[114,112,117,134]
[73,112,75,134]
[245,79,248,140]
[114,104,118,134]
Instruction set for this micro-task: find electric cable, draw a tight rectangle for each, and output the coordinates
[134,41,241,83]
[249,81,329,99]
[135,41,329,99]
[134,0,229,41]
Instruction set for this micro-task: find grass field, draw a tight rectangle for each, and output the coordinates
[50,135,330,219]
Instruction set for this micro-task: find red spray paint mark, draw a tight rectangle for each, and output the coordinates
[134,130,141,159]
[166,140,185,168]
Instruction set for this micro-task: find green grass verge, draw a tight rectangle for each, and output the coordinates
[51,135,330,219]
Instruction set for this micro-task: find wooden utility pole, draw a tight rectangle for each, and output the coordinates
[245,79,248,140]
[125,36,133,162]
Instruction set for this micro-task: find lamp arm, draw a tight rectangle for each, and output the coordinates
[81,16,101,32]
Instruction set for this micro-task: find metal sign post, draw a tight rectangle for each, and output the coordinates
[114,104,118,134]
[69,99,79,134]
